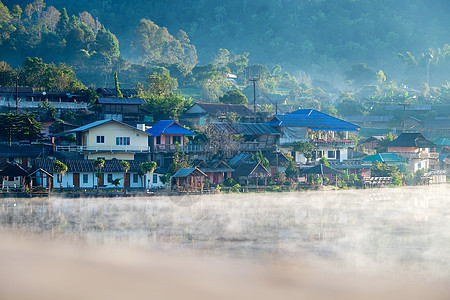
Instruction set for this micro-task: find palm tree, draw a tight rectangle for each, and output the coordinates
[53,160,67,188]
[119,160,130,194]
[138,161,157,190]
[93,158,105,192]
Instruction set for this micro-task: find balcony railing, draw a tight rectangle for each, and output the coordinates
[152,144,205,153]
[55,145,151,153]
[312,139,356,148]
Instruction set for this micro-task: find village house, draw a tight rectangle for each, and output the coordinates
[95,97,147,122]
[267,109,360,163]
[32,158,163,190]
[386,132,437,172]
[171,168,208,193]
[193,160,234,185]
[146,120,196,166]
[53,119,152,160]
[232,161,271,186]
[180,102,255,126]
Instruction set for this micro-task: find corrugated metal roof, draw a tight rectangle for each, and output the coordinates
[55,119,151,136]
[193,103,254,116]
[387,133,435,148]
[172,168,207,178]
[212,122,280,136]
[268,109,360,131]
[362,153,405,163]
[97,98,146,105]
[146,120,194,137]
[232,161,270,178]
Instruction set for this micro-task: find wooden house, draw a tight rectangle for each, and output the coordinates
[95,97,147,121]
[232,161,271,186]
[171,168,208,193]
[193,160,234,185]
[180,102,254,126]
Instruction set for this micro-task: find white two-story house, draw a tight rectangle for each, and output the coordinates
[54,119,152,160]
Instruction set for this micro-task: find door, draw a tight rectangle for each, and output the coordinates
[124,173,130,188]
[73,173,80,188]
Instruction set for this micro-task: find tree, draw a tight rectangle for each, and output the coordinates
[219,89,248,105]
[147,73,177,96]
[119,160,130,193]
[108,177,121,188]
[336,92,365,116]
[138,161,157,189]
[142,92,189,121]
[319,156,329,166]
[285,158,297,180]
[53,160,67,183]
[93,26,119,57]
[93,158,105,191]
[114,71,123,98]
[168,143,191,175]
[375,132,396,153]
[345,63,376,88]
[251,150,269,169]
[293,141,315,162]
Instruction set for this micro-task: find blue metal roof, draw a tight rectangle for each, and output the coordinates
[172,168,207,178]
[146,120,194,137]
[268,109,360,131]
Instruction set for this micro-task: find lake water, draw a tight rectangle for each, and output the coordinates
[1,185,450,280]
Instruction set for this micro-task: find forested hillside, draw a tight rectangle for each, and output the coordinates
[0,0,449,90]
[3,0,448,78]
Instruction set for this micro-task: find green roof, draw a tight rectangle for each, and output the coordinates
[362,153,405,163]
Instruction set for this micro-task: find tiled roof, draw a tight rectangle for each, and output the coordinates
[268,109,360,131]
[193,103,254,116]
[32,158,148,173]
[211,122,280,136]
[96,98,146,105]
[146,120,194,137]
[0,145,51,158]
[387,133,435,148]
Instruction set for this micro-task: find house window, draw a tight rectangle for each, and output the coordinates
[116,137,130,145]
[328,151,335,158]
[133,174,139,183]
[96,136,105,143]
[336,150,341,160]
[173,136,181,144]
[156,136,161,144]
[8,176,14,181]
[107,174,113,183]
[165,136,171,144]
[82,174,89,184]
[153,174,158,184]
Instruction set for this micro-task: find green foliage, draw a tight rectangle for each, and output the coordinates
[336,92,365,116]
[223,177,236,187]
[219,89,248,105]
[114,71,123,98]
[168,143,191,175]
[251,150,269,169]
[138,161,157,176]
[142,92,189,121]
[147,73,178,96]
[272,171,286,185]
[285,159,297,180]
[293,141,315,161]
[93,159,105,172]
[108,177,121,187]
[53,160,68,179]
[319,156,329,166]
[375,132,396,153]
[0,113,43,142]
[119,160,130,173]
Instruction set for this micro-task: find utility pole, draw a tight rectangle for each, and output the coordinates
[249,77,258,123]
[15,73,19,115]
[399,102,410,133]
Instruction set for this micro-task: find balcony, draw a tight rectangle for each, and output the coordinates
[312,139,356,148]
[152,144,205,153]
[55,145,151,153]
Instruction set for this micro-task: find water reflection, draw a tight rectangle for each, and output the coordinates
[1,185,449,278]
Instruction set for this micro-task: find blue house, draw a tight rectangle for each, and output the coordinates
[268,109,360,163]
